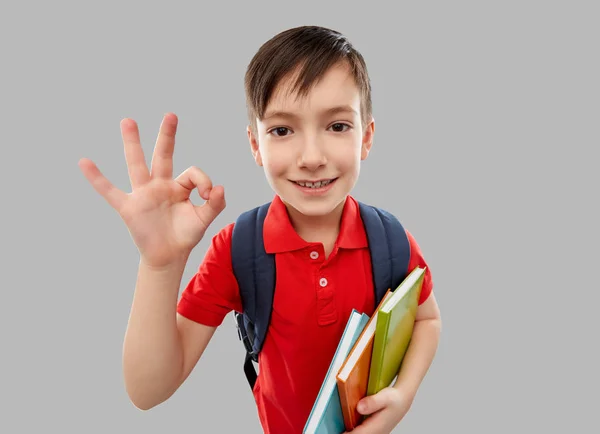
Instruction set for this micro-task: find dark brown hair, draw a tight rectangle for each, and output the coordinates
[244,25,372,133]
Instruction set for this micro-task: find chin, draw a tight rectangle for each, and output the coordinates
[286,200,343,217]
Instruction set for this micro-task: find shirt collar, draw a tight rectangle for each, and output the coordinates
[263,194,368,254]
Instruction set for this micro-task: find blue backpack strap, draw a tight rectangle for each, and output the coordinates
[230,202,275,391]
[358,202,411,304]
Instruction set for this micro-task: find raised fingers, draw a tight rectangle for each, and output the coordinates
[121,118,151,189]
[78,158,127,210]
[150,113,178,179]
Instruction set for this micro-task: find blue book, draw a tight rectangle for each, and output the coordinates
[303,310,370,434]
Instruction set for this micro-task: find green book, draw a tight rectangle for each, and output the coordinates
[366,266,425,396]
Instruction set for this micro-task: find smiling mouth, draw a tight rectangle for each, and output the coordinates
[292,178,338,189]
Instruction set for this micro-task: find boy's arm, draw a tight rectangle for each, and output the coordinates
[123,258,216,410]
[79,114,227,411]
[392,232,442,398]
[350,293,441,433]
[392,291,441,398]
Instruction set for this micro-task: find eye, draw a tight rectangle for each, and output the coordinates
[269,127,292,137]
[328,123,351,133]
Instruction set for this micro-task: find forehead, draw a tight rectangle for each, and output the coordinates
[263,62,361,119]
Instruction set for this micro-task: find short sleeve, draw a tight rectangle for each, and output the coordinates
[176,223,242,327]
[405,229,434,305]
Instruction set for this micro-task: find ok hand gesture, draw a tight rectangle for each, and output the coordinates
[79,113,226,268]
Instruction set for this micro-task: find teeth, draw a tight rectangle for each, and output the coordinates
[296,179,333,188]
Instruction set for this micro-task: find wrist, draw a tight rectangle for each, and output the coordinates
[139,254,189,274]
[393,378,418,401]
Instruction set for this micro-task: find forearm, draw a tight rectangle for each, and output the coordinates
[393,318,441,399]
[123,258,188,409]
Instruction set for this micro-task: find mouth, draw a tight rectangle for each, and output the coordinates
[291,178,338,189]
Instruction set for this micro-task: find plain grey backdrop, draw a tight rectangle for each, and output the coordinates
[1,1,598,433]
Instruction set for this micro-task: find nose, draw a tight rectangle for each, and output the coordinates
[298,136,327,170]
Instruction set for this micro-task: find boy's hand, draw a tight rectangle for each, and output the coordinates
[343,387,413,434]
[78,113,226,268]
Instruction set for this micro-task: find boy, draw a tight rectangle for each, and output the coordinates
[78,25,441,434]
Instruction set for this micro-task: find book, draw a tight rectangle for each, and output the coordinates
[336,289,394,430]
[303,309,370,434]
[366,266,425,396]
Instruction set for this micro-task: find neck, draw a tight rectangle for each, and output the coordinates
[283,198,347,245]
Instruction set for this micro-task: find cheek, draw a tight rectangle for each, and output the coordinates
[260,144,290,177]
[265,159,288,178]
[335,144,362,173]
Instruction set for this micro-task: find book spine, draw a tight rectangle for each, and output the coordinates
[366,310,390,396]
[336,380,354,430]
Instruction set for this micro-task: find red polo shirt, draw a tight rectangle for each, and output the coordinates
[177,195,433,433]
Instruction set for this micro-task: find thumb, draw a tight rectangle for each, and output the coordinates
[198,185,226,221]
[357,392,387,415]
[209,185,226,212]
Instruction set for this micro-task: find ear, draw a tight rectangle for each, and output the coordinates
[247,125,263,166]
[361,117,375,160]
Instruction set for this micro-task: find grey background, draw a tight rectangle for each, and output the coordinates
[1,1,598,433]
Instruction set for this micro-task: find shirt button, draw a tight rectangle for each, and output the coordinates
[319,277,328,287]
[310,251,319,259]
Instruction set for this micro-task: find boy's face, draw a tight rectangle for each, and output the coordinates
[247,61,374,219]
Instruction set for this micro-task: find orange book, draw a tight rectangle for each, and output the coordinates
[335,289,393,430]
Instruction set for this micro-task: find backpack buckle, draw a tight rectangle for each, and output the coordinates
[234,311,257,361]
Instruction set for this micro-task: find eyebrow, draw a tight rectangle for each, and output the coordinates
[262,105,358,121]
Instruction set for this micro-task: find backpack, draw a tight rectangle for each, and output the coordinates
[230,200,411,391]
